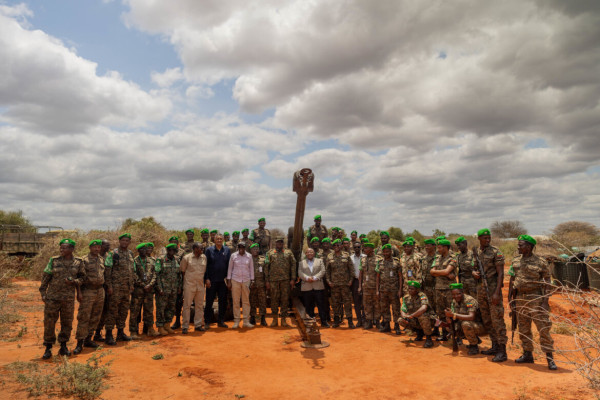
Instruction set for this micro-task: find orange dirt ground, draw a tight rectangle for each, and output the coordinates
[0,280,597,400]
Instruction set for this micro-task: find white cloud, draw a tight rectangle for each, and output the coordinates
[151,67,184,88]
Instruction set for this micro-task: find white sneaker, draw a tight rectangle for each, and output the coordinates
[232,321,240,329]
[244,321,255,328]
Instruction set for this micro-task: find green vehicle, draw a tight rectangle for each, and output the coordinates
[0,225,64,257]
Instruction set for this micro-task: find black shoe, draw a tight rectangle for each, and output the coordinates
[492,344,508,362]
[73,340,84,355]
[467,345,480,356]
[394,323,401,335]
[42,345,52,360]
[481,342,498,355]
[415,329,424,342]
[93,330,104,342]
[171,319,181,330]
[321,321,331,328]
[515,351,534,364]
[363,321,372,330]
[84,336,99,348]
[116,329,131,341]
[249,316,256,325]
[423,336,434,348]
[433,326,440,337]
[436,331,448,342]
[182,328,188,334]
[332,316,340,328]
[379,321,391,333]
[105,330,116,346]
[195,326,206,332]
[58,342,71,357]
[217,321,228,328]
[347,318,355,329]
[142,325,148,335]
[546,353,558,370]
[260,316,267,327]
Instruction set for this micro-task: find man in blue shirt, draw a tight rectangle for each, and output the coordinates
[204,234,231,328]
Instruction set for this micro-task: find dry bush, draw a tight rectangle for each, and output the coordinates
[491,220,528,238]
[0,253,21,287]
[552,221,600,248]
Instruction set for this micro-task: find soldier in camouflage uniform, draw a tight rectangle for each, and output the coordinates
[376,231,401,258]
[358,243,380,329]
[210,229,218,243]
[265,237,296,327]
[129,243,157,339]
[39,239,85,359]
[93,239,111,342]
[445,283,486,355]
[342,237,352,253]
[308,237,321,257]
[200,228,213,250]
[473,228,508,362]
[455,236,477,297]
[421,238,438,320]
[226,231,241,253]
[399,281,435,348]
[73,239,106,355]
[164,236,187,330]
[508,235,557,370]
[183,229,195,254]
[249,243,268,326]
[241,228,252,247]
[155,243,182,335]
[318,237,333,321]
[430,239,457,341]
[223,232,230,243]
[104,233,135,345]
[400,237,423,295]
[376,244,402,334]
[350,230,359,246]
[325,239,355,328]
[251,218,271,255]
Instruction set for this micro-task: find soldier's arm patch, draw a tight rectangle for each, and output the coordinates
[43,258,54,274]
[507,264,515,277]
[104,252,113,267]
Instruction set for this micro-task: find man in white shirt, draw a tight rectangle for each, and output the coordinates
[227,242,255,328]
[350,241,365,326]
[180,243,207,333]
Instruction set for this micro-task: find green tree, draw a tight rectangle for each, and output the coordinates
[0,210,32,227]
[387,227,404,241]
[366,230,381,247]
[120,216,165,231]
[407,229,424,244]
[432,228,446,238]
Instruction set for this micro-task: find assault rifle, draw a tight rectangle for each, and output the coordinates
[509,288,518,344]
[472,247,492,305]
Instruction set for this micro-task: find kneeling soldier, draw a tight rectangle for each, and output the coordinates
[445,283,485,355]
[399,281,435,348]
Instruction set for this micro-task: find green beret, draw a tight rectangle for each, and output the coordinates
[258,218,265,223]
[518,234,537,246]
[200,228,209,234]
[381,243,392,250]
[60,238,76,246]
[332,227,341,231]
[89,239,102,246]
[224,232,230,236]
[310,237,320,243]
[210,230,217,234]
[449,283,463,290]
[351,230,357,234]
[332,239,342,245]
[380,231,390,237]
[147,242,154,247]
[363,242,375,248]
[233,231,240,235]
[435,235,446,243]
[136,243,147,250]
[168,236,179,242]
[342,237,350,242]
[359,234,366,238]
[424,238,436,245]
[437,239,451,246]
[402,238,415,246]
[118,233,131,239]
[455,236,466,244]
[250,243,259,249]
[407,281,421,289]
[321,237,331,244]
[242,228,249,233]
[477,228,491,237]
[185,229,194,234]
[314,214,321,220]
[361,238,369,243]
[165,243,177,250]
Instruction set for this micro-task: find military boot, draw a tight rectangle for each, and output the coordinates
[332,316,340,328]
[467,345,480,356]
[84,335,99,348]
[363,320,372,330]
[142,324,148,335]
[433,326,440,337]
[105,330,116,346]
[42,344,52,360]
[260,316,268,327]
[347,318,355,329]
[73,340,84,355]
[250,316,256,325]
[130,330,141,340]
[165,325,175,334]
[281,318,290,328]
[147,326,158,337]
[546,353,558,370]
[394,322,401,335]
[423,336,434,348]
[492,344,508,362]
[58,342,71,357]
[158,326,168,336]
[515,351,534,363]
[436,329,448,342]
[116,329,132,341]
[171,318,181,330]
[415,329,425,341]
[379,321,391,333]
[270,317,278,327]
[93,329,104,342]
[481,341,498,355]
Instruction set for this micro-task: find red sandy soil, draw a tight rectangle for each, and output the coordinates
[0,280,597,400]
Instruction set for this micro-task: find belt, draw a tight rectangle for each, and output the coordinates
[516,287,543,295]
[83,283,103,290]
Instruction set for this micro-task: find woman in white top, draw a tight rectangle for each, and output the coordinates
[297,248,330,327]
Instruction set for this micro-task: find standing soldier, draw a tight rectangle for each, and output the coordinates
[309,237,321,256]
[155,243,182,335]
[358,243,380,329]
[183,229,195,254]
[104,233,134,346]
[73,239,106,354]
[421,238,438,321]
[180,243,208,333]
[223,232,231,244]
[307,214,328,246]
[200,228,213,250]
[342,237,352,253]
[210,229,218,244]
[227,231,241,253]
[129,243,157,339]
[350,230,359,246]
[429,239,457,341]
[241,228,252,246]
[455,237,477,297]
[249,243,268,326]
[93,239,111,342]
[265,237,296,327]
[444,283,486,355]
[473,228,508,362]
[376,231,401,258]
[326,239,355,328]
[398,281,435,348]
[251,218,271,255]
[400,237,423,296]
[377,244,402,334]
[508,235,557,370]
[330,227,342,241]
[39,238,85,359]
[319,237,333,321]
[168,236,186,330]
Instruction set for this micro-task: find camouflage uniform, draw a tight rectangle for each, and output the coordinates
[399,291,435,334]
[400,252,423,294]
[432,254,457,322]
[456,250,477,297]
[251,228,271,255]
[104,248,134,331]
[39,256,85,345]
[377,256,401,323]
[265,249,296,317]
[183,241,195,254]
[474,245,508,346]
[129,255,156,332]
[375,244,401,258]
[359,254,380,322]
[451,294,485,345]
[226,240,240,254]
[508,254,554,352]
[75,254,105,340]
[421,254,437,318]
[154,256,181,327]
[250,254,268,318]
[326,251,354,319]
[307,224,328,244]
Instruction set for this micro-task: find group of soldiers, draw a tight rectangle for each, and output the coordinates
[39,216,558,370]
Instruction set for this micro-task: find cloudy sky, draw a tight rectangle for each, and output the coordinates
[1,0,599,236]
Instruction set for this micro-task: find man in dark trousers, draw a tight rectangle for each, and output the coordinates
[204,234,231,328]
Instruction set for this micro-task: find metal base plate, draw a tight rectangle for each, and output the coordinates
[301,341,330,349]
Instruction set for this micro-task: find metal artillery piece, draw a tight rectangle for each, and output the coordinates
[290,168,329,349]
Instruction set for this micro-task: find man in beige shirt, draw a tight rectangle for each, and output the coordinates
[180,243,207,333]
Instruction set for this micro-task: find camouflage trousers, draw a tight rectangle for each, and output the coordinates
[460,276,477,298]
[43,298,75,346]
[434,289,453,324]
[459,320,486,345]
[156,289,177,327]
[379,290,401,323]
[330,284,353,319]
[129,288,154,332]
[96,288,109,332]
[477,284,507,345]
[423,285,437,319]
[362,288,380,322]
[105,287,131,330]
[269,280,290,318]
[249,283,267,317]
[516,293,554,352]
[75,288,105,340]
[398,314,434,335]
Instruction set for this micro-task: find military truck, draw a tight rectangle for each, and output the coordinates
[0,225,64,257]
